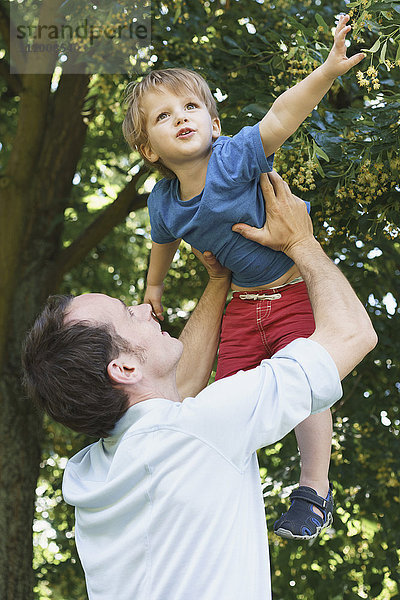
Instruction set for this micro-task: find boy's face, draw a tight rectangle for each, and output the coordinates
[140,86,221,172]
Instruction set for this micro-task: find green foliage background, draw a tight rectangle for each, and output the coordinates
[1,0,398,598]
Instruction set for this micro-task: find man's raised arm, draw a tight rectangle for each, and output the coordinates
[232,172,377,380]
[176,251,230,399]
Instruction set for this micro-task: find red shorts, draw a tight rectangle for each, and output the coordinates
[215,280,315,380]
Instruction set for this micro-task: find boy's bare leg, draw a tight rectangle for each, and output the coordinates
[295,408,332,518]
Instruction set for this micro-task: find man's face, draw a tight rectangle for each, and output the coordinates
[140,86,221,171]
[65,294,183,376]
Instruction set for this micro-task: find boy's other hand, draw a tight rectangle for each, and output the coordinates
[232,171,315,258]
[191,248,231,282]
[322,14,365,80]
[144,283,165,321]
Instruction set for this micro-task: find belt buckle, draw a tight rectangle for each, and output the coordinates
[238,292,282,300]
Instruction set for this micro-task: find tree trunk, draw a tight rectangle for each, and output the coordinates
[0,374,42,599]
[0,69,91,598]
[0,178,73,598]
[0,63,149,595]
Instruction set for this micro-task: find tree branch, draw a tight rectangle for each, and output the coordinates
[38,73,92,214]
[49,171,150,291]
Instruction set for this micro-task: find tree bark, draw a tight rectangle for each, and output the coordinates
[0,375,42,599]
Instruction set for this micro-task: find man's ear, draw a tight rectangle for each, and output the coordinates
[107,357,143,386]
[140,142,159,163]
[212,117,221,140]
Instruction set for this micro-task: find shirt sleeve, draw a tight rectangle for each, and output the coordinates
[178,338,342,470]
[147,181,178,244]
[215,123,274,183]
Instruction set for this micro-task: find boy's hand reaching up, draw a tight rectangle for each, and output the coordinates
[144,283,165,321]
[322,14,365,80]
[258,14,365,158]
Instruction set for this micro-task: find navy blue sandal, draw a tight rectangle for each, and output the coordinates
[273,483,334,540]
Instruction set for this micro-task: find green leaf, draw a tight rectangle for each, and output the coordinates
[223,36,241,49]
[314,155,325,177]
[315,14,330,32]
[286,16,307,33]
[396,43,400,63]
[312,140,330,162]
[136,170,151,191]
[379,41,388,63]
[366,38,381,53]
[255,33,270,45]
[368,2,400,11]
[173,4,182,24]
[241,104,268,119]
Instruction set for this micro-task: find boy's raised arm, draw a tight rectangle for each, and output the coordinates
[259,14,365,158]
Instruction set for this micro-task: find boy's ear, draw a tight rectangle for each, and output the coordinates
[140,142,159,163]
[212,117,221,140]
[107,356,143,386]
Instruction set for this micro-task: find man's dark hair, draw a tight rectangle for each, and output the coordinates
[22,295,139,438]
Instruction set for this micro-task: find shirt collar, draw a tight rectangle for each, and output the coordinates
[104,398,175,445]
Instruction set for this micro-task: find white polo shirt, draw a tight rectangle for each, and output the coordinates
[62,338,342,600]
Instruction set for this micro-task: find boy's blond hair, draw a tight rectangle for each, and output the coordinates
[122,68,219,178]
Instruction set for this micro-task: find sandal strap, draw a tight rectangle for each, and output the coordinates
[289,487,329,511]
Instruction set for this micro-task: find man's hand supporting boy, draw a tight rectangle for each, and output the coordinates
[232,172,377,380]
[260,14,365,158]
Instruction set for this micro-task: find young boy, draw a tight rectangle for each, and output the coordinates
[122,14,364,540]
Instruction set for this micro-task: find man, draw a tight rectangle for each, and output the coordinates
[22,172,377,600]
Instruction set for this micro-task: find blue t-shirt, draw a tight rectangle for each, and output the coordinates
[147,123,308,287]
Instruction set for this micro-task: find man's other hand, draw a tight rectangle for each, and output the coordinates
[191,248,231,282]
